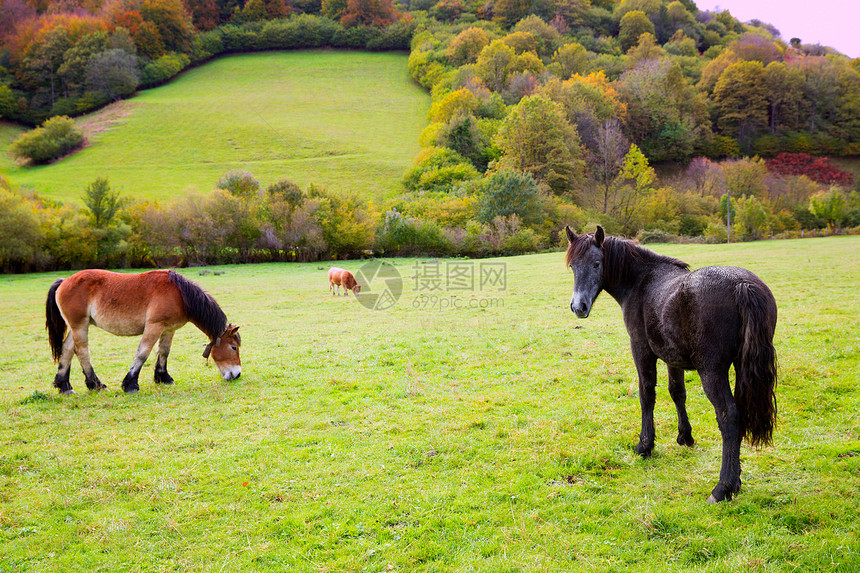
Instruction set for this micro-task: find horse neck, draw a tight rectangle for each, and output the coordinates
[170,271,227,340]
[601,238,681,303]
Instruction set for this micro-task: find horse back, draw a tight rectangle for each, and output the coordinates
[56,270,186,335]
[641,266,774,370]
[328,267,356,289]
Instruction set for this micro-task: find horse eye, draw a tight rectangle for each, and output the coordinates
[230,345,237,351]
[593,261,600,268]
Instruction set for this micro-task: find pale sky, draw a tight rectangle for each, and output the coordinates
[696,0,860,58]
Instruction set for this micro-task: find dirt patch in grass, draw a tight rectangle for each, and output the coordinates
[76,101,142,143]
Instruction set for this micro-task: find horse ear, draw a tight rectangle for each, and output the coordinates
[594,225,605,247]
[565,225,577,244]
[202,342,213,359]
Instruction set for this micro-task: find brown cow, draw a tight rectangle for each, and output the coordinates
[328,267,361,296]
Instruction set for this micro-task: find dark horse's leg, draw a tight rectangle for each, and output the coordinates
[122,324,163,393]
[668,366,695,447]
[701,369,742,502]
[632,344,658,457]
[154,330,175,385]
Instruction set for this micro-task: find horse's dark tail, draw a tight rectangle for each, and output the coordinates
[734,280,778,447]
[46,278,67,362]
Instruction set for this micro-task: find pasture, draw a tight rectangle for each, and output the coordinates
[0,51,428,205]
[1,237,858,571]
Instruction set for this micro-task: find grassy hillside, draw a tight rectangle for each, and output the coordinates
[0,51,428,205]
[1,238,858,571]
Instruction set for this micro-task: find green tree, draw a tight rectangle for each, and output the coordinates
[84,178,123,228]
[20,26,71,107]
[0,85,17,119]
[0,188,43,270]
[548,43,589,79]
[734,195,769,240]
[57,31,109,97]
[217,170,261,198]
[764,61,804,134]
[617,59,709,161]
[809,187,847,232]
[9,116,84,164]
[614,143,655,234]
[714,61,768,147]
[494,95,586,196]
[445,27,489,66]
[86,49,140,101]
[475,40,518,93]
[618,10,655,52]
[477,169,544,227]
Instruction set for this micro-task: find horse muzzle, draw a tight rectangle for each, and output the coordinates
[220,366,242,381]
[571,300,590,318]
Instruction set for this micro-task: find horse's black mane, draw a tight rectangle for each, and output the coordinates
[169,271,227,340]
[566,233,689,285]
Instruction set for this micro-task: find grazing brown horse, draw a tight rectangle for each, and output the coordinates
[564,226,777,502]
[46,269,241,394]
[328,267,361,296]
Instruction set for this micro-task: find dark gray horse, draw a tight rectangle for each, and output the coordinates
[564,226,777,502]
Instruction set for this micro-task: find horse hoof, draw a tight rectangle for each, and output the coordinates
[125,388,139,394]
[707,494,718,504]
[61,389,75,396]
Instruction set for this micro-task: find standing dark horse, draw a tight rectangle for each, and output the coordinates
[46,269,242,395]
[564,226,777,502]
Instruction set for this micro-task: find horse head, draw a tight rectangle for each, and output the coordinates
[203,324,242,380]
[565,225,605,318]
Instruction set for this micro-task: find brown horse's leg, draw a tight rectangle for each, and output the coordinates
[632,344,658,457]
[122,325,163,393]
[54,333,76,394]
[71,323,105,391]
[668,366,695,447]
[701,370,742,502]
[154,330,176,385]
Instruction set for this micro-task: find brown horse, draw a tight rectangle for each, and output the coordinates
[328,267,361,296]
[46,269,241,394]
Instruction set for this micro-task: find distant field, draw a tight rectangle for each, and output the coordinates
[1,237,858,571]
[0,51,428,205]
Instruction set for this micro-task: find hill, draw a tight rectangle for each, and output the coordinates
[0,51,428,205]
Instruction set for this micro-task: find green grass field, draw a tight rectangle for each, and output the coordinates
[1,237,858,571]
[0,51,428,205]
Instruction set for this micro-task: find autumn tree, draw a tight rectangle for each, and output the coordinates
[548,42,589,79]
[494,95,586,197]
[617,58,708,161]
[446,27,489,66]
[138,0,195,53]
[617,10,654,52]
[340,0,400,27]
[713,61,768,148]
[763,61,803,134]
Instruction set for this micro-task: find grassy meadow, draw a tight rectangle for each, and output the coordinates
[1,237,858,571]
[0,51,428,205]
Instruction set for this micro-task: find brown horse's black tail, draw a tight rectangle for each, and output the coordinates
[46,278,67,362]
[734,280,778,447]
